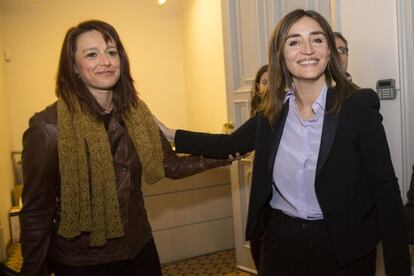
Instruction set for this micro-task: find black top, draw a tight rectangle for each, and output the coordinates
[102,111,112,130]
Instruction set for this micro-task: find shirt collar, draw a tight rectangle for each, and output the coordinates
[313,83,328,113]
[284,83,328,113]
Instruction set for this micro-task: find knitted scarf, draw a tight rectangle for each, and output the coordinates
[57,98,164,247]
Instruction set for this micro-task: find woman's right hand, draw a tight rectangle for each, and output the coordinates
[153,115,176,142]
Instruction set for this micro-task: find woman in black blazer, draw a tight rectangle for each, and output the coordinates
[159,9,410,276]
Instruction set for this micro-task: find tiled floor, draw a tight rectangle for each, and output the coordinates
[162,249,255,276]
[3,243,255,275]
[3,242,21,273]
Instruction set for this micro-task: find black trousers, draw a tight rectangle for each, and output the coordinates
[250,232,263,270]
[259,209,376,276]
[250,205,271,270]
[50,239,162,276]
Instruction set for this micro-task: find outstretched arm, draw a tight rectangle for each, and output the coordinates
[174,116,258,159]
[155,115,258,158]
[160,131,231,180]
[154,116,259,160]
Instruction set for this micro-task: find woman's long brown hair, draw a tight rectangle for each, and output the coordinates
[260,9,357,124]
[55,20,138,119]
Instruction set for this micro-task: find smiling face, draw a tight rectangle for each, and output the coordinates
[74,30,121,94]
[283,16,330,86]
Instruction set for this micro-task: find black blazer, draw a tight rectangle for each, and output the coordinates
[404,165,414,243]
[175,88,410,275]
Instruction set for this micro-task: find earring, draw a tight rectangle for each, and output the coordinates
[327,65,335,87]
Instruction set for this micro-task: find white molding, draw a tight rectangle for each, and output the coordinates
[234,0,245,89]
[234,100,249,128]
[144,182,230,198]
[271,0,282,26]
[234,160,251,242]
[152,216,233,232]
[221,0,237,120]
[256,0,267,65]
[329,0,340,30]
[234,87,252,94]
[232,0,263,90]
[396,0,413,201]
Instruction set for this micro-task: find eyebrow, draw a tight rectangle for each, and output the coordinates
[81,45,117,53]
[286,31,326,40]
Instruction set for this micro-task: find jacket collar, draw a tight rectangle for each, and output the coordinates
[315,87,340,176]
[267,87,340,176]
[268,101,289,172]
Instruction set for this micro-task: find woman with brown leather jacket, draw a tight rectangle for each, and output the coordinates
[19,20,229,276]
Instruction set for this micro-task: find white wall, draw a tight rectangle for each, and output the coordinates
[337,0,404,192]
[337,1,403,274]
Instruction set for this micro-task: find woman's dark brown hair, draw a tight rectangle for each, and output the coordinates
[55,20,138,118]
[260,9,357,124]
[250,64,268,117]
[333,31,348,48]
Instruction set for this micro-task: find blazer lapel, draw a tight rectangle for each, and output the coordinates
[268,101,289,171]
[316,88,340,176]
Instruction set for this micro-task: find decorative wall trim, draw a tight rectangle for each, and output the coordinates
[234,100,249,128]
[234,0,245,88]
[144,182,230,198]
[234,88,251,94]
[152,216,233,232]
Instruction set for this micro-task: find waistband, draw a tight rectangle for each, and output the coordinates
[270,208,324,229]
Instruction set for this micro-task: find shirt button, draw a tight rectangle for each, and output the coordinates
[122,166,128,171]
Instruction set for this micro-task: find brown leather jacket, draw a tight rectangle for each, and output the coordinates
[20,103,228,275]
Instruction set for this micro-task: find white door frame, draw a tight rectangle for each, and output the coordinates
[396,0,414,202]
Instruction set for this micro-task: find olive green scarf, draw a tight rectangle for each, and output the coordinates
[57,98,164,247]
